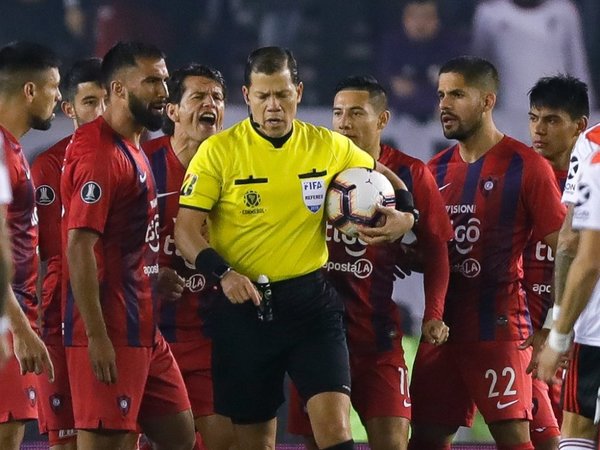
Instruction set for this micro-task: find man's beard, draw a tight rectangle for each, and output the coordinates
[30,113,53,131]
[443,117,482,141]
[129,93,163,131]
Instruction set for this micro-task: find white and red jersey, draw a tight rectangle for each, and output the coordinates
[571,150,600,346]
[325,144,452,354]
[3,125,38,329]
[563,123,600,204]
[522,167,567,329]
[0,133,11,204]
[61,117,160,347]
[143,135,217,343]
[31,136,69,344]
[428,136,565,343]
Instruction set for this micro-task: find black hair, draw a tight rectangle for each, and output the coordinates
[101,41,165,90]
[162,63,227,135]
[244,46,299,87]
[61,57,103,103]
[529,75,589,120]
[0,41,60,94]
[439,56,499,93]
[334,75,388,111]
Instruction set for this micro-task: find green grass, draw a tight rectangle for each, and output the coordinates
[350,336,493,443]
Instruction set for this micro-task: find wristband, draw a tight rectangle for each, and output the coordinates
[194,248,231,281]
[394,189,420,226]
[547,328,573,353]
[0,316,9,336]
[552,305,561,322]
[542,307,553,329]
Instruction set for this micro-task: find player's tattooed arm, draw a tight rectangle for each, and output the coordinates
[554,205,579,308]
[67,228,117,385]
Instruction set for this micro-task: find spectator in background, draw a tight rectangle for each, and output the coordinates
[472,0,595,113]
[377,0,467,123]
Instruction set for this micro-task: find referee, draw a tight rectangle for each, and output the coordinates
[175,46,416,450]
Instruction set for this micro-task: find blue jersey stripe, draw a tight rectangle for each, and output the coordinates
[150,147,169,227]
[121,259,141,346]
[435,147,454,187]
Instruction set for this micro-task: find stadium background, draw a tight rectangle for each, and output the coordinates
[5,0,600,447]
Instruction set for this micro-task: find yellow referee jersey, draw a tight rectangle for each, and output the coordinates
[180,118,375,282]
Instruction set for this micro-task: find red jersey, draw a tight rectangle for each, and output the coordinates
[143,136,217,343]
[61,117,160,347]
[522,167,567,329]
[3,125,38,328]
[31,136,69,344]
[325,144,452,354]
[427,136,565,343]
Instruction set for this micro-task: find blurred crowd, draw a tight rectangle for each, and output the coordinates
[3,0,599,120]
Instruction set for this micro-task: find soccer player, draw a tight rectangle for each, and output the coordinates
[0,41,59,450]
[287,75,452,450]
[408,56,566,450]
[537,148,600,449]
[520,76,589,450]
[174,47,416,450]
[61,41,195,450]
[143,63,235,450]
[0,137,12,368]
[31,57,106,450]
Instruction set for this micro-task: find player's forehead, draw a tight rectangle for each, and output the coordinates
[333,89,372,109]
[75,81,105,98]
[438,72,469,91]
[248,69,295,93]
[132,56,168,79]
[182,75,223,96]
[528,105,572,120]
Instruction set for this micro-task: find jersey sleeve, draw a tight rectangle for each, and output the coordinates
[0,145,11,205]
[573,153,600,231]
[31,153,62,260]
[65,137,116,235]
[524,155,566,242]
[332,132,375,172]
[179,140,222,211]
[563,132,598,204]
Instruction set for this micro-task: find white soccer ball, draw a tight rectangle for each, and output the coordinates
[326,168,396,237]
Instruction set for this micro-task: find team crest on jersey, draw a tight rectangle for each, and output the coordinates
[479,176,497,196]
[80,181,102,204]
[35,184,55,205]
[25,386,37,407]
[117,395,131,416]
[181,173,198,196]
[301,178,325,213]
[241,190,265,214]
[50,394,63,412]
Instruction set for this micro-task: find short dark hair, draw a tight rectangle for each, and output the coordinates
[162,63,227,135]
[529,75,589,120]
[439,56,499,93]
[334,75,388,111]
[101,41,165,90]
[61,57,103,103]
[244,46,299,87]
[0,41,60,94]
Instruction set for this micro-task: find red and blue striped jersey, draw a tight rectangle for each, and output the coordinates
[143,135,217,343]
[31,136,69,344]
[3,125,38,329]
[521,167,567,330]
[428,136,565,342]
[326,144,453,354]
[61,117,160,347]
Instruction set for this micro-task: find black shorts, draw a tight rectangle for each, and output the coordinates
[209,270,351,424]
[563,343,600,421]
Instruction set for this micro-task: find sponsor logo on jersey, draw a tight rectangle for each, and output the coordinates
[80,181,102,204]
[117,395,131,416]
[326,224,367,257]
[186,274,206,293]
[446,204,476,214]
[241,190,265,215]
[139,171,147,183]
[439,182,452,191]
[324,258,373,279]
[575,181,591,206]
[35,184,55,205]
[180,173,198,196]
[301,178,325,213]
[496,399,518,409]
[567,154,578,180]
[451,257,481,278]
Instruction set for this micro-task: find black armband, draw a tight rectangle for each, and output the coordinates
[395,189,420,226]
[194,248,231,281]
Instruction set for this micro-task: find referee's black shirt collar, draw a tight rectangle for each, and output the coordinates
[249,116,293,148]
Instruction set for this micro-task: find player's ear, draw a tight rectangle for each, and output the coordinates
[241,86,250,105]
[575,116,589,135]
[165,103,179,123]
[296,81,303,104]
[23,81,36,103]
[111,80,126,99]
[483,92,496,111]
[377,110,391,131]
[61,101,75,119]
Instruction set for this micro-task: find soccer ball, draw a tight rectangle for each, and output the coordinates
[326,168,396,237]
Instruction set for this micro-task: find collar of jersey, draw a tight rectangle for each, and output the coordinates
[249,117,293,149]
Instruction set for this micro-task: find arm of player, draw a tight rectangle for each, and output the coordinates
[4,285,54,381]
[537,226,600,383]
[175,207,260,305]
[553,205,579,312]
[67,228,117,385]
[420,239,450,345]
[157,267,185,301]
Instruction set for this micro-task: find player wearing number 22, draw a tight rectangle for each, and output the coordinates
[409,57,565,450]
